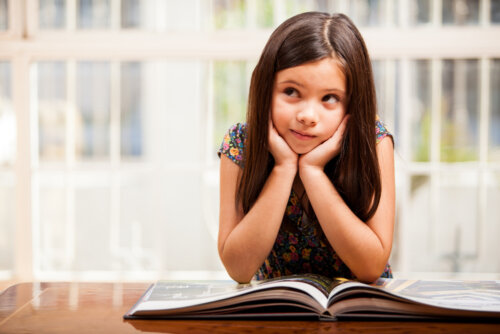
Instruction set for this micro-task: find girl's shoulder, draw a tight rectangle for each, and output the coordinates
[218,122,247,167]
[375,116,392,144]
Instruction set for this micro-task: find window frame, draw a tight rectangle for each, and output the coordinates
[1,0,500,280]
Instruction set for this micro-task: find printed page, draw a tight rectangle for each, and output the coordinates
[329,278,500,313]
[377,279,500,312]
[132,279,329,313]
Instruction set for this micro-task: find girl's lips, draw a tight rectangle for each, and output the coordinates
[291,129,315,140]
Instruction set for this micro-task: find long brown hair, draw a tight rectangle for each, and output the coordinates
[238,12,382,222]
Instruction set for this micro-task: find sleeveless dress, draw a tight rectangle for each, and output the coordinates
[218,119,393,280]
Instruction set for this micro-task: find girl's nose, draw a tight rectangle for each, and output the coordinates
[297,103,318,126]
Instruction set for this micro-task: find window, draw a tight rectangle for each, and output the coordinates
[0,60,14,279]
[2,0,500,281]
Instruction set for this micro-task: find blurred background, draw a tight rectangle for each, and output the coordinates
[0,0,499,284]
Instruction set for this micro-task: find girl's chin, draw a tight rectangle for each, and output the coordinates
[290,145,316,155]
[284,137,321,155]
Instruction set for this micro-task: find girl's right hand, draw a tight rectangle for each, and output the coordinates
[268,119,298,169]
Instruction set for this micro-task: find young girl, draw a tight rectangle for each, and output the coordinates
[218,12,395,283]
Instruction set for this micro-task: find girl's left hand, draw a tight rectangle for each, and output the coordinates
[299,115,350,171]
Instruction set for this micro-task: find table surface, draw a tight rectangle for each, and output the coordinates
[0,282,499,333]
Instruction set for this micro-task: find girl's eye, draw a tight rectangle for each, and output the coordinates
[284,87,298,97]
[322,94,339,104]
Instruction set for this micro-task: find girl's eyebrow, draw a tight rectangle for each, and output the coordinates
[278,80,345,94]
[278,80,305,87]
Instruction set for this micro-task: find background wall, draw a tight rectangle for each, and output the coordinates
[0,0,499,282]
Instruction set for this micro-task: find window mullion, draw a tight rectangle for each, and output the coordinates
[481,0,491,26]
[206,61,214,164]
[432,0,443,26]
[398,57,412,274]
[110,62,120,165]
[110,0,121,30]
[109,61,121,273]
[384,59,396,137]
[65,60,76,271]
[477,57,490,268]
[429,58,442,257]
[24,0,37,38]
[479,58,490,165]
[13,54,33,280]
[67,0,76,31]
[431,59,442,164]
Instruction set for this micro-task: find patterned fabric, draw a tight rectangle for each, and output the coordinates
[218,119,393,280]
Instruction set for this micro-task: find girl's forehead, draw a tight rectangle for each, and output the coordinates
[275,58,346,91]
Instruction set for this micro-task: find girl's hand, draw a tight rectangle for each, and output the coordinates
[299,115,350,171]
[268,119,298,169]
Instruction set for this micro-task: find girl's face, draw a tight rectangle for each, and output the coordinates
[271,57,346,155]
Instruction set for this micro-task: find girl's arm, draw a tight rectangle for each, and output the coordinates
[218,124,297,283]
[299,119,395,283]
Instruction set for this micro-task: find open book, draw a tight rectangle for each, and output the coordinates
[124,274,500,320]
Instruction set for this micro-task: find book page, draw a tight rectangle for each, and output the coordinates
[258,274,335,296]
[135,280,253,311]
[133,279,329,313]
[329,278,500,313]
[377,279,500,312]
[146,281,244,302]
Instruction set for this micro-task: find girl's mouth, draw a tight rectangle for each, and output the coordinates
[291,129,315,140]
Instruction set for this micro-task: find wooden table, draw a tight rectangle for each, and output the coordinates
[0,282,499,333]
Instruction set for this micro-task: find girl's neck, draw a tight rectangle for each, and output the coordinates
[292,174,314,217]
[292,174,305,200]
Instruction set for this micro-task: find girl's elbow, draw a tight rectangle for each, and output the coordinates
[354,261,389,283]
[355,271,382,283]
[223,262,254,283]
[219,250,255,284]
[228,271,254,284]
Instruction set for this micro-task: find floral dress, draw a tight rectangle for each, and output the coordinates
[218,119,393,280]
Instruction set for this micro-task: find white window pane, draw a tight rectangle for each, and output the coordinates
[0,62,14,166]
[490,59,500,161]
[121,0,140,28]
[39,187,67,271]
[0,180,15,272]
[37,62,66,162]
[76,61,110,160]
[162,61,205,163]
[348,0,398,27]
[118,171,213,272]
[122,0,205,31]
[120,61,206,163]
[492,0,500,23]
[77,0,110,29]
[406,175,432,271]
[314,0,337,14]
[74,186,111,270]
[39,0,66,29]
[256,0,274,28]
[0,0,7,30]
[161,170,209,270]
[484,172,500,272]
[213,0,246,29]
[372,60,399,148]
[410,60,431,162]
[163,0,205,31]
[213,61,249,152]
[442,0,479,26]
[120,62,142,157]
[436,171,479,273]
[409,0,432,25]
[441,59,479,162]
[119,173,163,271]
[283,0,317,18]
